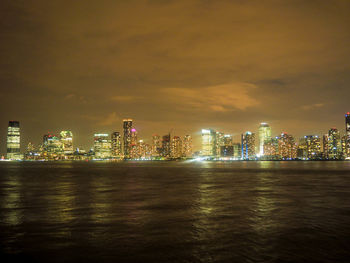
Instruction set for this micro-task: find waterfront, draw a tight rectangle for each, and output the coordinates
[1,161,350,262]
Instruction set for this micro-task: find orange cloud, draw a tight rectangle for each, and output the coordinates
[162,82,259,112]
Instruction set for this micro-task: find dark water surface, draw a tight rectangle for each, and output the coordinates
[1,161,350,262]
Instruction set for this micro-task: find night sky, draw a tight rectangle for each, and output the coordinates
[1,0,350,152]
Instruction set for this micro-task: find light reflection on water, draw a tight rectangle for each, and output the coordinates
[0,161,350,262]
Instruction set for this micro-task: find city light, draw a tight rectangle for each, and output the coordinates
[2,113,350,161]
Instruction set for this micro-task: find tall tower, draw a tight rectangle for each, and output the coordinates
[152,134,161,157]
[258,123,272,156]
[123,119,133,159]
[183,135,192,158]
[7,121,21,160]
[111,132,122,157]
[241,131,255,160]
[94,133,111,159]
[171,136,182,158]
[201,129,216,157]
[346,112,350,158]
[328,127,341,159]
[161,134,171,158]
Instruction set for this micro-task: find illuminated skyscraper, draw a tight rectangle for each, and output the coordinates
[42,134,63,159]
[6,121,21,159]
[129,128,138,159]
[60,131,73,155]
[322,134,329,159]
[94,133,111,159]
[161,134,171,158]
[241,131,255,160]
[346,112,350,158]
[202,129,216,157]
[216,132,225,156]
[183,135,192,158]
[111,132,122,157]
[131,129,137,145]
[301,135,321,159]
[172,136,182,158]
[220,135,234,158]
[258,123,272,156]
[152,135,161,157]
[328,128,342,159]
[123,119,133,158]
[232,143,241,159]
[264,137,279,159]
[278,132,297,159]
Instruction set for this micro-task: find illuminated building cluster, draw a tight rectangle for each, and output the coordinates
[199,113,350,161]
[2,112,350,161]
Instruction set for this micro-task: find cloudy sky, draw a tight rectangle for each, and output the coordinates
[1,0,350,152]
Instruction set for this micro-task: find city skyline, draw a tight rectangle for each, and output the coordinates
[1,1,350,154]
[2,112,350,160]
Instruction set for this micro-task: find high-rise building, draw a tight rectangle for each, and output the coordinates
[345,112,350,158]
[322,134,329,159]
[258,123,272,156]
[131,129,138,145]
[220,146,233,157]
[220,134,234,158]
[263,137,279,159]
[6,121,21,160]
[183,135,192,158]
[341,135,347,156]
[241,131,255,160]
[216,132,225,156]
[60,131,73,155]
[328,128,342,159]
[123,119,133,158]
[202,129,217,157]
[129,128,138,159]
[111,132,122,157]
[43,134,63,156]
[301,135,321,159]
[232,143,241,159]
[152,135,161,157]
[94,133,111,159]
[161,134,171,158]
[278,132,297,159]
[172,136,182,158]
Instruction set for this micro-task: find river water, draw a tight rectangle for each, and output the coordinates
[1,161,350,262]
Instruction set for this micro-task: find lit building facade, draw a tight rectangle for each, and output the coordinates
[7,121,21,160]
[232,143,241,159]
[220,134,234,158]
[94,133,112,159]
[278,132,297,159]
[152,135,161,157]
[216,132,225,156]
[322,134,329,159]
[241,131,255,160]
[60,131,73,155]
[202,129,217,157]
[263,137,279,159]
[111,132,122,158]
[346,112,350,158]
[301,135,321,159]
[123,119,133,158]
[161,134,171,158]
[327,128,342,159]
[183,135,192,158]
[172,136,183,158]
[130,128,138,159]
[43,134,63,158]
[258,123,272,156]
